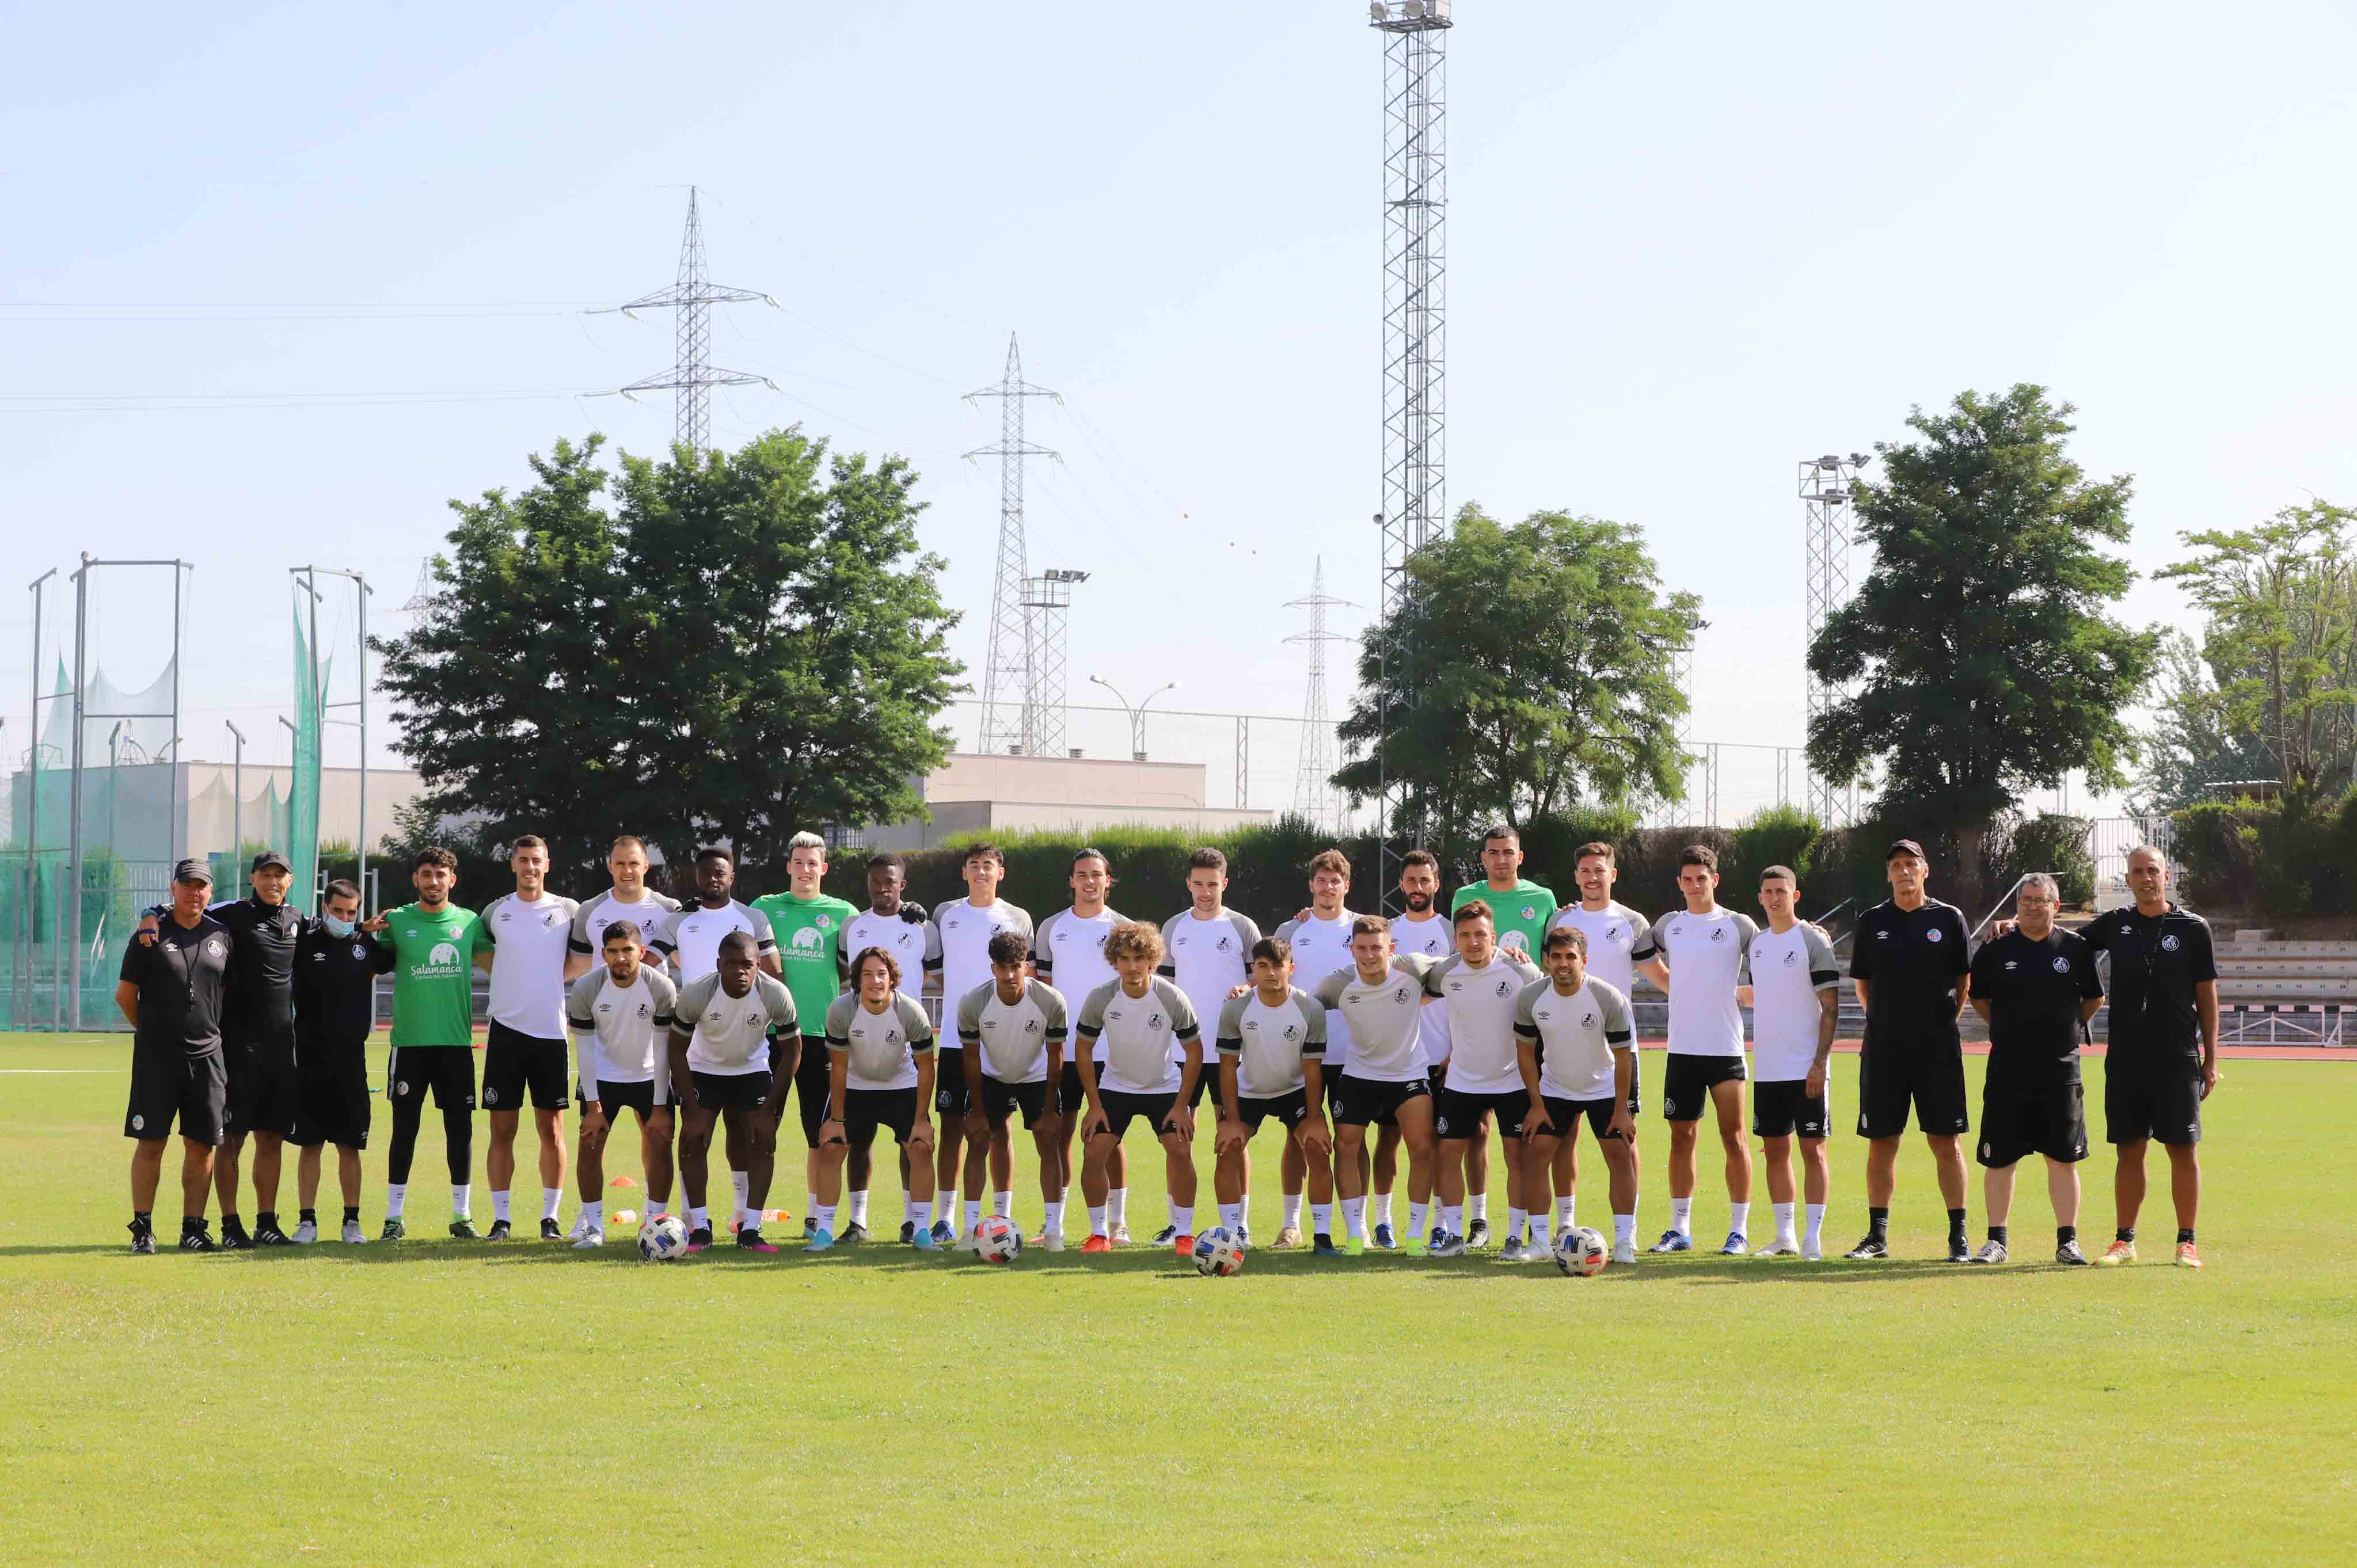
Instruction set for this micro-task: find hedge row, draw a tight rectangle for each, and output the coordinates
[2169,788,2357,915]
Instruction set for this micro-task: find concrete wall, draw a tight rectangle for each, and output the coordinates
[865,798,1273,852]
[921,752,1219,810]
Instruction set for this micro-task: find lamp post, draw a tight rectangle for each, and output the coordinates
[1088,676,1179,761]
[226,721,248,863]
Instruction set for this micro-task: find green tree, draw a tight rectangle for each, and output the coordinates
[1333,507,1695,857]
[1805,385,2157,910]
[2129,630,2277,812]
[2157,500,2355,801]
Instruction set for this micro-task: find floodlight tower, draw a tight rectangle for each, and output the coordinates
[1020,568,1088,757]
[1286,557,1360,833]
[1370,0,1451,908]
[599,188,780,458]
[966,334,1062,755]
[1801,453,1867,825]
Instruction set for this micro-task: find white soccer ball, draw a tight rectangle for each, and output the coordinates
[1192,1226,1244,1277]
[974,1215,1023,1263]
[639,1214,691,1262]
[1553,1225,1608,1278]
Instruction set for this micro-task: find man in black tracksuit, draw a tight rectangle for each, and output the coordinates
[294,877,394,1243]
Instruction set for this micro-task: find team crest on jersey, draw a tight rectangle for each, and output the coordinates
[351,942,367,960]
[483,1087,499,1106]
[2161,934,2180,952]
[1495,979,1511,998]
[1392,986,1408,1003]
[1709,927,1728,944]
[1147,1013,1163,1029]
[206,938,227,960]
[815,914,834,930]
[1022,1018,1039,1034]
[1606,924,1622,941]
[1283,1024,1298,1040]
[2052,956,2070,973]
[1926,928,1944,943]
[1782,950,1800,967]
[545,911,560,927]
[1519,905,1535,920]
[1582,1011,1596,1027]
[1216,937,1232,952]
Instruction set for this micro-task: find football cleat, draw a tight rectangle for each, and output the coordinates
[1466,1217,1491,1249]
[1313,1234,1340,1256]
[1371,1223,1398,1251]
[2098,1239,2136,1266]
[219,1219,253,1251]
[1344,1235,1366,1257]
[341,1220,368,1245]
[566,1213,590,1242]
[1236,1222,1252,1248]
[1271,1226,1304,1250]
[1497,1238,1529,1263]
[1843,1235,1890,1260]
[1033,1230,1066,1253]
[1610,1240,1639,1266]
[1079,1234,1112,1254]
[1720,1231,1749,1257]
[1752,1235,1800,1258]
[291,1219,319,1246]
[910,1228,939,1251]
[1799,1235,1824,1261]
[485,1220,513,1243]
[178,1227,217,1253]
[448,1217,481,1240]
[805,1227,837,1254]
[1151,1224,1178,1246]
[253,1219,292,1246]
[806,1215,820,1238]
[929,1219,954,1246]
[2176,1242,2203,1270]
[841,1221,870,1245]
[2056,1239,2090,1265]
[1944,1236,1972,1263]
[540,1218,562,1241]
[736,1229,778,1254]
[1172,1234,1195,1260]
[685,1226,714,1254]
[899,1221,916,1244]
[380,1218,406,1243]
[1425,1230,1467,1259]
[1971,1240,2009,1265]
[128,1221,155,1255]
[1110,1224,1132,1246]
[571,1227,605,1249]
[1647,1230,1692,1254]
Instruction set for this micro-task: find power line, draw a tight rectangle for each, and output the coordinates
[0,388,602,414]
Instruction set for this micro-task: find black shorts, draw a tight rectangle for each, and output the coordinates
[792,1035,831,1147]
[581,1078,675,1121]
[2104,1059,2203,1147]
[1978,1079,2089,1166]
[1660,1054,1746,1122]
[297,1064,372,1148]
[1434,1086,1526,1141]
[1428,1063,1449,1095]
[1856,1039,1968,1139]
[690,1070,771,1113]
[1233,1089,1310,1135]
[842,1086,921,1148]
[225,1033,303,1140]
[1186,1061,1226,1112]
[1058,1060,1089,1117]
[1333,1073,1430,1128]
[1092,1089,1183,1141]
[1324,1065,1353,1116]
[980,1074,1051,1131]
[1532,1042,1643,1116]
[1538,1093,1626,1143]
[481,1021,569,1112]
[934,1045,972,1117]
[1752,1078,1832,1140]
[125,1046,227,1144]
[386,1044,476,1111]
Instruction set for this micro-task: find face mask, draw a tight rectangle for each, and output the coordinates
[322,915,357,938]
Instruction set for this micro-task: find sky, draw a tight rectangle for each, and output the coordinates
[5,0,2353,827]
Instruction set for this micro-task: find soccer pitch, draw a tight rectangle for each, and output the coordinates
[3,1037,2350,1567]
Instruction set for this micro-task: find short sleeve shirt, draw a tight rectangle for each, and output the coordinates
[1214,985,1328,1098]
[1970,928,2104,1085]
[824,990,937,1092]
[1273,911,1360,1070]
[1655,907,1759,1057]
[926,899,1034,1013]
[377,903,486,1048]
[1389,914,1455,1069]
[1310,954,1442,1083]
[120,915,235,1057]
[956,978,1070,1084]
[570,890,682,960]
[1425,953,1545,1093]
[567,965,679,1089]
[1850,897,1970,1051]
[1451,880,1558,957]
[659,900,777,983]
[1033,907,1129,1060]
[672,970,800,1076]
[749,892,859,1035]
[843,908,929,994]
[1514,976,1634,1101]
[1075,976,1200,1095]
[2079,905,2217,1060]
[1747,922,1841,1080]
[295,919,392,1061]
[1549,902,1657,998]
[204,896,303,1041]
[480,891,581,1038]
[1159,909,1263,1063]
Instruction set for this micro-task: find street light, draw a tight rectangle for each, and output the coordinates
[226,721,248,861]
[1088,676,1180,760]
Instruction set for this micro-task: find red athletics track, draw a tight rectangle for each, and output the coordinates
[1628,1040,2351,1064]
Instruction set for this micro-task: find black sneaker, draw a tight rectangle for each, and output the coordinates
[253,1219,292,1246]
[898,1220,915,1244]
[1842,1235,1890,1260]
[686,1226,716,1253]
[485,1219,513,1242]
[381,1218,406,1242]
[180,1227,218,1253]
[804,1215,818,1238]
[219,1219,253,1251]
[448,1217,481,1240]
[1466,1218,1491,1249]
[841,1221,869,1244]
[540,1217,562,1241]
[1944,1236,1972,1263]
[1150,1224,1178,1245]
[128,1221,155,1255]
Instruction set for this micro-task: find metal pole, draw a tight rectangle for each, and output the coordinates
[355,571,370,906]
[24,569,56,1031]
[67,555,88,1031]
[227,721,246,861]
[169,561,184,863]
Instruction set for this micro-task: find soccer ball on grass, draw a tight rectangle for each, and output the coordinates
[975,1215,1023,1263]
[1553,1225,1608,1277]
[639,1214,691,1261]
[1192,1227,1244,1277]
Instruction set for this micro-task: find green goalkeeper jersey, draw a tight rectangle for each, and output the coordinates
[750,890,858,1034]
[375,902,486,1048]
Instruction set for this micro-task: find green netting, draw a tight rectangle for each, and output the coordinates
[289,605,324,918]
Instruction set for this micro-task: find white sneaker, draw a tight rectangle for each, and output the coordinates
[1800,1235,1824,1261]
[572,1227,606,1250]
[1037,1230,1065,1253]
[1610,1240,1639,1266]
[1752,1234,1800,1257]
[340,1219,368,1245]
[292,1219,318,1245]
[566,1213,589,1242]
[1109,1224,1132,1246]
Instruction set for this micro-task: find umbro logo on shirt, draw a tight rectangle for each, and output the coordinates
[1876,929,1892,940]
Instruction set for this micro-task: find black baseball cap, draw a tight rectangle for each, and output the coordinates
[1885,839,1927,862]
[251,850,291,872]
[172,858,214,885]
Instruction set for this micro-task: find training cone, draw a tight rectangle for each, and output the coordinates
[610,1175,640,1189]
[611,1209,637,1226]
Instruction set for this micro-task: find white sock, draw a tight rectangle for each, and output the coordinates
[1442,1203,1463,1237]
[1773,1201,1796,1239]
[1557,1194,1576,1231]
[813,1203,837,1235]
[904,1194,919,1224]
[1375,1192,1395,1230]
[1506,1206,1527,1243]
[541,1187,562,1223]
[1043,1199,1065,1236]
[1670,1197,1693,1235]
[645,1194,668,1220]
[1219,1202,1243,1231]
[1728,1201,1750,1238]
[1805,1202,1826,1246]
[1529,1216,1552,1252]
[386,1183,407,1220]
[1088,1205,1108,1238]
[993,1189,1013,1219]
[805,1190,821,1224]
[689,1205,709,1229]
[849,1189,870,1226]
[1311,1202,1334,1237]
[1469,1191,1488,1223]
[581,1198,602,1229]
[450,1184,470,1219]
[732,1170,749,1217]
[1283,1193,1303,1229]
[1408,1201,1429,1240]
[491,1189,511,1223]
[1236,1191,1250,1228]
[1169,1204,1193,1235]
[911,1200,932,1230]
[963,1199,982,1236]
[1614,1212,1634,1246]
[1341,1197,1367,1240]
[1108,1188,1128,1229]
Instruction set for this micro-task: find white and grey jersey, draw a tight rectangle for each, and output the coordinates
[1310,953,1443,1083]
[1748,922,1841,1080]
[570,889,683,959]
[823,989,936,1093]
[1160,908,1263,1064]
[956,978,1069,1084]
[672,969,799,1076]
[1273,910,1360,1070]
[924,899,1033,1011]
[1655,907,1758,1056]
[1214,986,1328,1099]
[1390,914,1455,1070]
[566,965,679,1094]
[1550,902,1657,996]
[843,908,929,994]
[1514,976,1634,1101]
[1424,953,1546,1094]
[658,899,775,983]
[481,891,581,1040]
[1075,975,1200,1095]
[1033,907,1130,1060]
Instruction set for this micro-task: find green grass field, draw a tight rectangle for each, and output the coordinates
[3,1034,2351,1567]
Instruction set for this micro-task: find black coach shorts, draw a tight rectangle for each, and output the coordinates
[980,1074,1051,1131]
[125,1045,227,1144]
[843,1086,921,1148]
[581,1077,675,1121]
[1978,1079,2088,1166]
[1435,1086,1527,1141]
[2104,1059,2203,1148]
[1333,1072,1430,1128]
[1233,1089,1310,1135]
[792,1035,831,1147]
[386,1044,476,1112]
[691,1069,771,1114]
[1537,1093,1626,1143]
[1855,1038,1968,1140]
[1752,1078,1831,1140]
[1092,1089,1183,1141]
[1661,1054,1747,1122]
[934,1044,972,1118]
[297,1063,372,1149]
[482,1021,569,1112]
[225,1032,303,1141]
